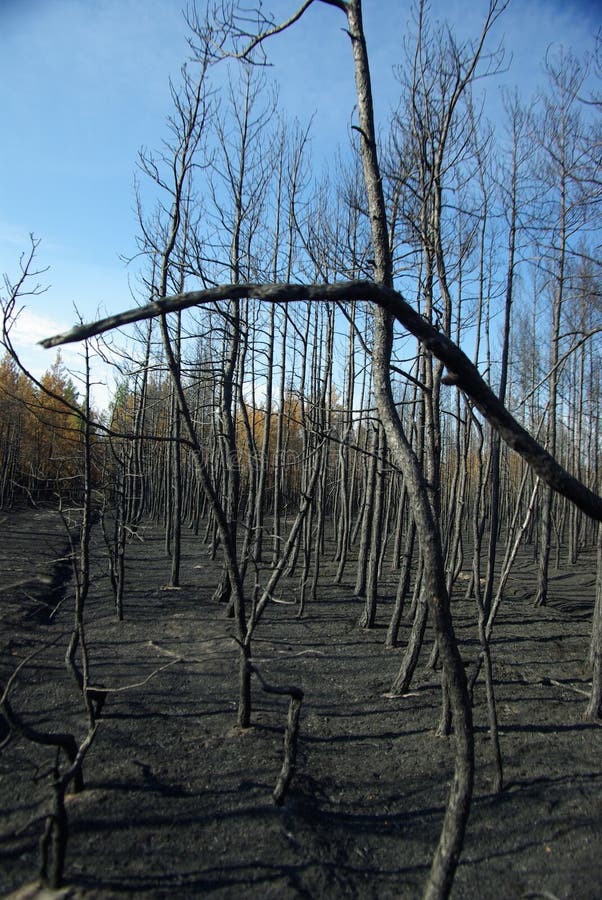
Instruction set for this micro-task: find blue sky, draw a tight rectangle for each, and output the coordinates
[1,0,600,405]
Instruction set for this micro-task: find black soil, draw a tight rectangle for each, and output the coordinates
[1,509,601,899]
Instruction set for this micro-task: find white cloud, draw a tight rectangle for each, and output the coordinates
[9,307,68,348]
[5,307,116,414]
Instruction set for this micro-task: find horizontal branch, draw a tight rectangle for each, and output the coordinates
[40,279,602,522]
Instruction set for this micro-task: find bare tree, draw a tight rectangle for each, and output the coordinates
[37,4,602,898]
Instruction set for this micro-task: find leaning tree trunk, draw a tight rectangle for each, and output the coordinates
[345,3,474,896]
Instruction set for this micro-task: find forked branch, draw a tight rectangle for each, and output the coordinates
[215,0,349,62]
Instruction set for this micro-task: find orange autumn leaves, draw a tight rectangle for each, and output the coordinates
[0,352,86,504]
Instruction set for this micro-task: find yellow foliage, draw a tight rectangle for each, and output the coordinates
[0,351,86,503]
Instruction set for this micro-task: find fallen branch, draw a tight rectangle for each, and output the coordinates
[87,656,182,693]
[40,280,602,522]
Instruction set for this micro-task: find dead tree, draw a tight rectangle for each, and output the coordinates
[39,4,602,899]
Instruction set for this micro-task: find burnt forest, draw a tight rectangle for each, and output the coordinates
[1,2,601,898]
